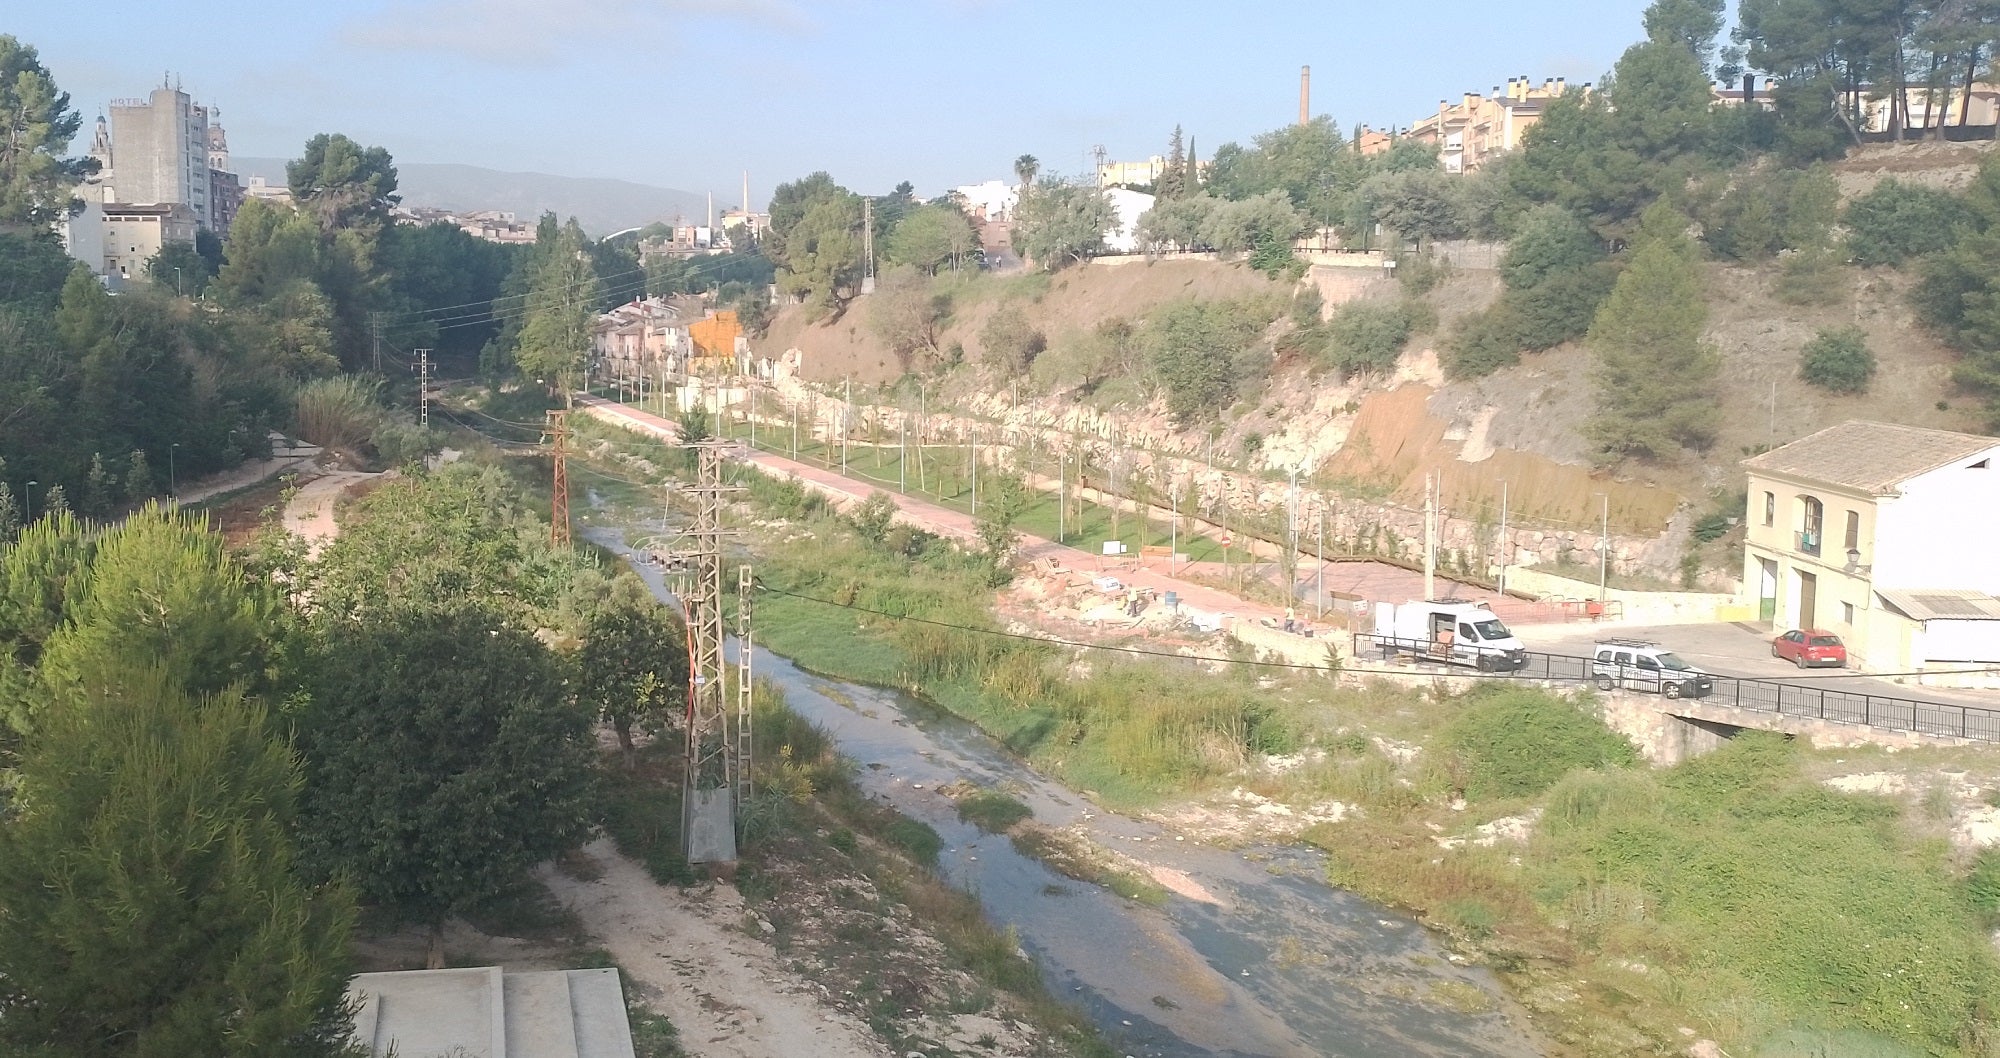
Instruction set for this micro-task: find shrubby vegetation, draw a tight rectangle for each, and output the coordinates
[1799,325,1876,393]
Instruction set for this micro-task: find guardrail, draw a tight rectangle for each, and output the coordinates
[1352,634,2000,743]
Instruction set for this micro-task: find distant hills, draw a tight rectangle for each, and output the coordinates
[231,158,712,237]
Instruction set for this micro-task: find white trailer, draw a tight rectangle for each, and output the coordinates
[1370,599,1529,671]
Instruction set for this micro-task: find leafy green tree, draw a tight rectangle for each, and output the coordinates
[1137,193,1218,250]
[868,265,951,371]
[1644,0,1727,70]
[295,605,595,967]
[972,472,1029,580]
[1845,178,1965,265]
[1199,189,1310,255]
[575,577,686,762]
[979,302,1046,373]
[1324,301,1416,378]
[0,666,357,1058]
[145,240,214,297]
[0,36,93,232]
[766,172,864,311]
[1584,204,1721,462]
[514,217,598,399]
[1502,205,1603,289]
[1146,297,1276,422]
[1014,179,1116,268]
[215,198,325,303]
[884,202,980,275]
[287,132,400,234]
[1798,325,1876,392]
[1362,169,1464,249]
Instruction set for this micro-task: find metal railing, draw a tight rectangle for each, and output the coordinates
[1352,635,2000,743]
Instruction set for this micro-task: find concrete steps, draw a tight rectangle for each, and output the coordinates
[348,966,635,1058]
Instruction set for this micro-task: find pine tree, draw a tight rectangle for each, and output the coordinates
[1583,203,1720,463]
[82,452,116,516]
[0,667,357,1058]
[124,449,154,501]
[40,484,69,519]
[1157,125,1188,200]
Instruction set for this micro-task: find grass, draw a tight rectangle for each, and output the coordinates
[1009,825,1170,907]
[955,789,1034,833]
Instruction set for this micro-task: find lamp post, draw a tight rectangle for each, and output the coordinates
[24,480,36,523]
[169,443,180,502]
[173,266,183,298]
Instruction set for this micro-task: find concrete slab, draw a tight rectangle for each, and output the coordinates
[503,971,581,1058]
[349,966,501,1058]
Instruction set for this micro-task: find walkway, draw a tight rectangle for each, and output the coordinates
[578,398,1312,631]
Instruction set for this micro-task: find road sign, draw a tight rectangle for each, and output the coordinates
[1221,532,1233,548]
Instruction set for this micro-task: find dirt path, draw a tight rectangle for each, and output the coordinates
[538,840,883,1058]
[282,470,380,558]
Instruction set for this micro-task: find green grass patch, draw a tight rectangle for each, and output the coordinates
[955,789,1034,833]
[1437,684,1639,802]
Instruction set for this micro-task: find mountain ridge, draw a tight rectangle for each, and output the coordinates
[231,158,712,237]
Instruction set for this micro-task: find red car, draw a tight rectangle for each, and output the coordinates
[1772,629,1847,668]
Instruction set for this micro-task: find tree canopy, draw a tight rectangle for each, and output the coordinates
[0,36,91,232]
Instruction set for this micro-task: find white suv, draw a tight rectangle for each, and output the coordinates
[1592,639,1715,699]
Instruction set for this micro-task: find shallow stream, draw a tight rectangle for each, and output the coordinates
[597,529,1547,1057]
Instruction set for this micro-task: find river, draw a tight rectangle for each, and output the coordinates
[594,527,1547,1058]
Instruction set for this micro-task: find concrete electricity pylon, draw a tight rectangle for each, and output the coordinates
[675,442,750,864]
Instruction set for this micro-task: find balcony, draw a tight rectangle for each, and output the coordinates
[1795,530,1822,556]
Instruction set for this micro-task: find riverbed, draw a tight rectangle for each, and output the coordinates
[596,529,1547,1058]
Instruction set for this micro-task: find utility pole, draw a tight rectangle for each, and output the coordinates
[1058,450,1066,543]
[1598,493,1610,602]
[1497,481,1510,595]
[413,348,432,430]
[674,443,748,864]
[1316,506,1326,620]
[735,564,755,813]
[1288,465,1300,608]
[841,379,851,475]
[1423,470,1437,601]
[545,411,570,548]
[861,198,876,295]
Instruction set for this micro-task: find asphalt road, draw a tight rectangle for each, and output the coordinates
[1524,619,2000,710]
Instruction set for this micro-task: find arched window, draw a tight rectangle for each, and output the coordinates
[1798,495,1823,555]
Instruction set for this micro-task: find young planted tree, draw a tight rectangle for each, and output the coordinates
[0,665,356,1058]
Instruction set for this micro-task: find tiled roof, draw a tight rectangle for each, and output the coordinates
[1742,420,2000,494]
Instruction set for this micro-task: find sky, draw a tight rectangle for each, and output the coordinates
[14,0,1659,208]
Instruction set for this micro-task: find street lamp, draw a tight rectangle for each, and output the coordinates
[24,480,36,523]
[169,443,180,501]
[173,266,183,298]
[1594,492,1609,602]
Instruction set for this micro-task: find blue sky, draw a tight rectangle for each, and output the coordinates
[16,0,1657,207]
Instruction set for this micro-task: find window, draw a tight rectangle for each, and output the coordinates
[1798,496,1824,555]
[1844,510,1860,552]
[1842,602,1855,625]
[1763,491,1775,526]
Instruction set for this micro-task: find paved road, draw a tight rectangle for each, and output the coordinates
[1528,620,1999,710]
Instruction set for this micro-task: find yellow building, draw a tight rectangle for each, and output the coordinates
[1404,76,1579,173]
[1742,421,2000,686]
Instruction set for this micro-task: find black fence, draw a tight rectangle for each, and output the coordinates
[1354,634,2000,743]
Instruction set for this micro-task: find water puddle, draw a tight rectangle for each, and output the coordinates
[593,530,1545,1057]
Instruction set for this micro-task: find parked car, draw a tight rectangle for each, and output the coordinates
[1772,629,1847,668]
[1592,638,1715,699]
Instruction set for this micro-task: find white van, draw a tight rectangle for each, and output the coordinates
[1591,639,1715,699]
[1372,600,1529,672]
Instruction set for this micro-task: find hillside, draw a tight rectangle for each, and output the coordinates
[232,158,707,236]
[750,247,1981,553]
